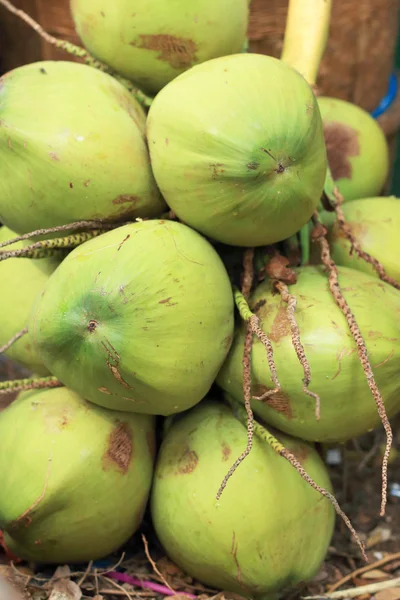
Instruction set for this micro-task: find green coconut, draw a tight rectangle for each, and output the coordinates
[151,400,335,599]
[0,61,165,235]
[217,265,400,442]
[0,387,155,563]
[318,96,389,202]
[0,226,60,375]
[70,0,249,96]
[323,196,400,280]
[147,53,327,247]
[29,219,234,415]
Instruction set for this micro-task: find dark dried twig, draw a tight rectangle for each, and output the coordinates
[328,550,400,593]
[304,576,400,599]
[142,534,175,594]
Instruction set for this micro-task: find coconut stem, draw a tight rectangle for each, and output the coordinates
[321,167,338,212]
[0,376,63,395]
[332,187,400,291]
[0,327,28,354]
[284,234,301,267]
[300,223,311,265]
[0,219,129,250]
[227,397,367,561]
[311,213,392,517]
[0,230,106,261]
[274,281,320,419]
[241,248,255,298]
[234,288,281,395]
[217,251,256,500]
[281,0,332,86]
[0,0,153,108]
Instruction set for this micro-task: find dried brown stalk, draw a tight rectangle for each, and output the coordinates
[141,534,175,593]
[328,550,400,593]
[312,214,392,516]
[275,281,320,419]
[241,248,255,299]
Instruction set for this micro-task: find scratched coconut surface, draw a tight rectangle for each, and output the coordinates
[0,353,399,600]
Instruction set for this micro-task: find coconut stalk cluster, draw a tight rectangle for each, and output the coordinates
[0,0,398,598]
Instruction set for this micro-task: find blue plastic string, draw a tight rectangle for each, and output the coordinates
[371,72,398,119]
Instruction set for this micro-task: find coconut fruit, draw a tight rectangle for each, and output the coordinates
[323,196,400,281]
[0,61,165,235]
[151,400,334,598]
[147,53,327,247]
[0,226,60,375]
[217,265,400,442]
[0,387,155,563]
[30,219,234,415]
[70,0,249,96]
[318,96,389,202]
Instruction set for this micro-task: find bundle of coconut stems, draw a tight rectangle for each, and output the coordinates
[0,0,399,598]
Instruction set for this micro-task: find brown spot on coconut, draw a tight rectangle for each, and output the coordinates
[252,385,293,419]
[221,442,231,461]
[150,400,361,596]
[0,388,155,563]
[323,121,360,181]
[175,446,198,475]
[71,0,249,94]
[269,306,291,343]
[112,194,140,205]
[318,97,389,202]
[134,34,198,70]
[103,421,133,475]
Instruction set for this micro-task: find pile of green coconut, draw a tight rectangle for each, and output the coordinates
[0,0,399,597]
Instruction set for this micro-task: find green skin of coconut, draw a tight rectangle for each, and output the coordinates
[321,196,400,281]
[147,53,327,248]
[217,265,400,442]
[318,96,389,202]
[151,400,335,599]
[29,220,234,415]
[70,0,249,96]
[0,226,60,375]
[0,387,155,563]
[0,61,165,235]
